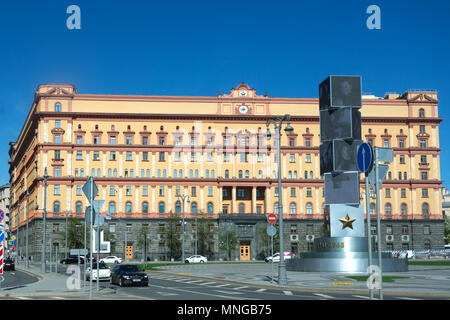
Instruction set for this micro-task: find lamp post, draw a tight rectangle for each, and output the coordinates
[25,189,29,269]
[42,167,49,273]
[266,114,293,286]
[176,194,190,263]
[64,211,72,260]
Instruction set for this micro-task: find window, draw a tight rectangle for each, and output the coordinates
[142,136,148,145]
[159,186,165,196]
[191,152,197,162]
[383,139,389,148]
[76,136,83,144]
[54,185,60,195]
[238,203,245,214]
[224,170,229,179]
[369,203,375,215]
[419,139,427,148]
[245,170,249,179]
[93,136,100,144]
[80,168,84,177]
[386,225,393,235]
[402,225,409,234]
[305,138,311,147]
[240,152,248,163]
[306,202,313,215]
[55,102,61,112]
[420,155,427,164]
[110,136,116,145]
[125,201,132,213]
[306,187,312,197]
[403,172,407,180]
[238,170,243,179]
[290,203,297,214]
[208,187,213,197]
[207,202,213,214]
[175,201,181,214]
[191,187,196,197]
[274,202,279,214]
[419,125,425,133]
[93,151,100,161]
[76,185,82,195]
[399,139,405,148]
[159,152,165,161]
[76,151,83,160]
[143,186,148,196]
[54,167,61,177]
[110,151,116,161]
[290,187,296,197]
[305,154,311,163]
[385,188,391,198]
[126,136,132,145]
[419,108,425,118]
[191,202,198,214]
[159,136,165,146]
[126,152,132,161]
[109,186,115,196]
[126,186,132,196]
[238,188,245,198]
[401,188,406,198]
[424,225,431,235]
[422,203,429,215]
[109,224,116,233]
[76,201,82,213]
[399,155,405,164]
[401,203,407,215]
[142,201,149,214]
[422,188,429,198]
[421,172,428,180]
[289,154,295,163]
[53,201,60,213]
[385,203,392,215]
[54,135,61,144]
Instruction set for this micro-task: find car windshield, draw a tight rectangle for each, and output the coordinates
[120,265,140,272]
[92,263,109,269]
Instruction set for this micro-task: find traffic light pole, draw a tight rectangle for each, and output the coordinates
[375,149,384,300]
[89,178,94,300]
[365,171,374,300]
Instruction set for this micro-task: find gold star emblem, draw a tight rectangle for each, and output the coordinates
[339,213,356,230]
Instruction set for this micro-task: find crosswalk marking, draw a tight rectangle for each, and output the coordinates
[184,280,204,284]
[234,286,249,290]
[255,288,267,292]
[51,296,67,300]
[200,282,217,286]
[352,295,379,300]
[16,297,32,300]
[314,293,334,299]
[396,297,421,300]
[283,291,293,295]
[215,284,231,288]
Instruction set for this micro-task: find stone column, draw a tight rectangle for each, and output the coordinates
[252,187,257,213]
[232,186,236,214]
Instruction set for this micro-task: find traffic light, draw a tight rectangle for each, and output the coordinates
[319,75,362,110]
[320,107,361,141]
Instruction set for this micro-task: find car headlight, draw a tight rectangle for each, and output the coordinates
[143,275,148,278]
[123,275,131,279]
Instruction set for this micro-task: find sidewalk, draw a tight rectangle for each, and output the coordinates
[1,261,115,298]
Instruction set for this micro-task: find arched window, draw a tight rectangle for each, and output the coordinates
[385,203,392,215]
[75,201,82,213]
[306,202,313,215]
[245,170,249,179]
[175,201,181,214]
[125,201,132,213]
[191,202,198,214]
[211,170,215,178]
[419,108,425,118]
[238,170,243,179]
[189,169,193,178]
[290,202,297,214]
[225,170,229,179]
[401,203,407,215]
[370,203,376,215]
[158,201,165,214]
[55,102,61,112]
[238,203,245,214]
[259,170,263,179]
[53,201,60,213]
[422,203,429,215]
[142,201,149,214]
[274,202,279,214]
[109,201,116,214]
[207,202,213,214]
[309,171,313,179]
[288,171,292,179]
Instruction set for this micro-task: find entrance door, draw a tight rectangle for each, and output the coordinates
[126,245,133,260]
[240,244,250,261]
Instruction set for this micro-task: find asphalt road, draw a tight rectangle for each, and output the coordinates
[1,269,39,290]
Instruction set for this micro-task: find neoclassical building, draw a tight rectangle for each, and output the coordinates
[8,82,445,261]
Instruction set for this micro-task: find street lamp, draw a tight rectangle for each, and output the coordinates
[266,114,293,286]
[64,211,73,260]
[176,194,190,263]
[42,167,49,273]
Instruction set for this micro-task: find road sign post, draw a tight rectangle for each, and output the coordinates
[266,225,277,284]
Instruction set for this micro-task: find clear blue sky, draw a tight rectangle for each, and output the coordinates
[0,0,449,186]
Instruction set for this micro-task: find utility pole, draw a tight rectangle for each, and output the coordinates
[42,167,49,273]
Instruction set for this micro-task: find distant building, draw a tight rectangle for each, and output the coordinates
[0,183,11,250]
[8,83,445,261]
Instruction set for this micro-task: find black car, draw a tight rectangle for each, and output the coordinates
[110,264,148,287]
[3,258,15,271]
[60,256,96,265]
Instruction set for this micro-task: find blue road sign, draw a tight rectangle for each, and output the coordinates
[357,143,373,173]
[0,231,4,242]
[0,209,4,222]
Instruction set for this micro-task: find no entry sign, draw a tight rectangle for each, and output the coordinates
[267,214,277,224]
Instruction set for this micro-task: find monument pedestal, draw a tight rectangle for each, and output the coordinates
[287,237,408,273]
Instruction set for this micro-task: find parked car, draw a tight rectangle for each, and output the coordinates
[185,255,208,263]
[3,258,15,271]
[110,264,149,287]
[100,256,122,264]
[85,262,111,281]
[264,252,292,263]
[60,256,84,264]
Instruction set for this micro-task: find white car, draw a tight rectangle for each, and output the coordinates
[185,255,208,263]
[85,263,111,281]
[100,256,122,264]
[264,252,292,263]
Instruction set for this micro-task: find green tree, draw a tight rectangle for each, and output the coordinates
[444,216,450,244]
[58,217,86,250]
[219,230,238,261]
[103,227,117,254]
[136,224,151,260]
[256,224,279,259]
[196,211,216,257]
[165,212,181,260]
